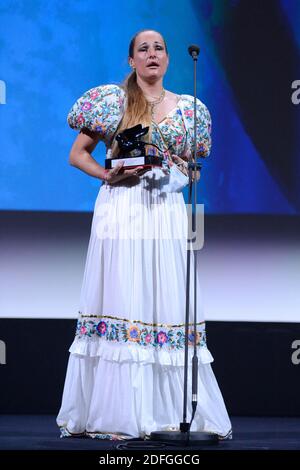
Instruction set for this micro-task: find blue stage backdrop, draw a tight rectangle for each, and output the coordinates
[0,0,299,213]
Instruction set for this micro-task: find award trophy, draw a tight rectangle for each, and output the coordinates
[105,124,163,170]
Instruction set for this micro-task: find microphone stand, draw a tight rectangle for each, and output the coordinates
[150,45,218,446]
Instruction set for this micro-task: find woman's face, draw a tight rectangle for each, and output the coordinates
[129,30,169,82]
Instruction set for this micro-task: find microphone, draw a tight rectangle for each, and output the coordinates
[188,44,200,59]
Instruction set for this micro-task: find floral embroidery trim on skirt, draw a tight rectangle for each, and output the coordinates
[75,312,207,351]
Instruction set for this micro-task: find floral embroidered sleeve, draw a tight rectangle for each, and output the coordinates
[67,84,125,143]
[195,99,212,158]
[181,96,212,158]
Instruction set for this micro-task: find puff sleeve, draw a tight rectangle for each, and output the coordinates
[67,84,125,143]
[180,95,212,158]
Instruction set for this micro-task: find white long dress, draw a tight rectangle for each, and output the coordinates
[56,84,232,440]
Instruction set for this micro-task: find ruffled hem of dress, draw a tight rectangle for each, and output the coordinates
[68,336,214,365]
[59,425,232,441]
[59,426,135,441]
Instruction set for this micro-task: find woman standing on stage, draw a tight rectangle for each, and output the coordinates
[57,29,232,440]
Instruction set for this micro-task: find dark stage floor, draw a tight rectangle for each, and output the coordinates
[0,416,300,451]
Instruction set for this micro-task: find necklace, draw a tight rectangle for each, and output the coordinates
[145,88,166,120]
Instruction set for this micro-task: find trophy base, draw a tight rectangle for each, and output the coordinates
[105,155,163,170]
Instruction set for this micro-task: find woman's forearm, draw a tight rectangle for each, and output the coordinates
[69,150,106,180]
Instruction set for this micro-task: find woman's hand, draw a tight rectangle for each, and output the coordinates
[170,155,188,176]
[103,161,147,185]
[68,131,149,184]
[169,155,200,182]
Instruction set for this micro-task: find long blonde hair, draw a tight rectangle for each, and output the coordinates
[110,29,168,157]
